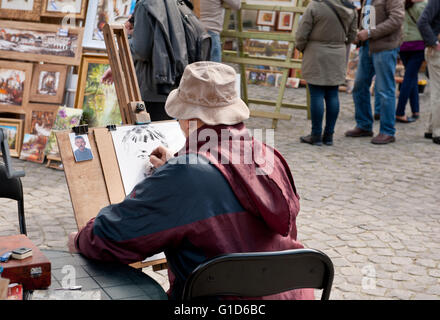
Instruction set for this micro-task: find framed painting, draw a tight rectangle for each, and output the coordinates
[29,64,68,104]
[0,118,23,157]
[0,0,42,21]
[41,0,87,19]
[256,10,276,26]
[0,60,33,115]
[20,133,48,163]
[75,54,122,128]
[0,20,84,66]
[277,12,294,31]
[25,103,59,135]
[83,0,136,50]
[244,39,289,60]
[246,0,297,6]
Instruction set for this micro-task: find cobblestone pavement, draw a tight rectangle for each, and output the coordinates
[1,84,439,300]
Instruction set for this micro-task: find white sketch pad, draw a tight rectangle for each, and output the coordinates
[111,122,186,196]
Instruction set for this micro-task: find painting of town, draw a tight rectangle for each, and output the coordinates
[244,39,289,60]
[0,67,26,106]
[0,27,79,58]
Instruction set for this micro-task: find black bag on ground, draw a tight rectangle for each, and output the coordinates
[176,0,212,64]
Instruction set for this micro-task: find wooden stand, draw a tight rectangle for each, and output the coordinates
[221,1,311,129]
[46,154,63,171]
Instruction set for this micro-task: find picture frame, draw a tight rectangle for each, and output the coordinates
[0,20,84,66]
[247,0,297,6]
[83,0,136,50]
[277,12,294,31]
[29,63,68,104]
[244,39,289,60]
[40,0,87,19]
[256,10,277,27]
[0,60,33,115]
[0,0,42,22]
[0,117,24,157]
[75,54,122,128]
[25,103,59,135]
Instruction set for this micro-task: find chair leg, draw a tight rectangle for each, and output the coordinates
[18,200,27,236]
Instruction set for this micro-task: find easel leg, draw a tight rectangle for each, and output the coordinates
[272,69,289,129]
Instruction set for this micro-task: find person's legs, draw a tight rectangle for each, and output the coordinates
[300,84,324,145]
[207,30,222,63]
[408,50,425,116]
[425,49,440,142]
[374,82,380,118]
[145,101,173,121]
[372,48,398,137]
[323,86,340,145]
[352,43,376,132]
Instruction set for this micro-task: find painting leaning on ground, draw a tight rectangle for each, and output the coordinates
[0,27,78,57]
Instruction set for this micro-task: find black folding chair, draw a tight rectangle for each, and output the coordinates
[182,248,334,300]
[0,128,26,235]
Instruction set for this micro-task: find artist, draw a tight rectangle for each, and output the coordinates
[68,62,314,300]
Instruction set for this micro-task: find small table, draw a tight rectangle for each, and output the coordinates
[29,250,168,300]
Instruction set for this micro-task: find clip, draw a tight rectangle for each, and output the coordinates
[106,124,117,131]
[72,124,88,136]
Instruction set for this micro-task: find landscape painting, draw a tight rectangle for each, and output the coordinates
[111,122,186,195]
[0,21,83,65]
[20,133,48,163]
[75,55,121,128]
[0,118,23,157]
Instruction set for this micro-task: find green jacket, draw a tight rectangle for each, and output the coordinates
[403,1,427,42]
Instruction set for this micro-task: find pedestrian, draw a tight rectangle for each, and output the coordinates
[296,0,358,146]
[102,0,189,121]
[345,0,405,145]
[395,0,427,124]
[417,0,440,145]
[68,62,314,300]
[199,0,241,62]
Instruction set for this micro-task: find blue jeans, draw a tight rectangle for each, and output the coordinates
[396,50,425,116]
[208,30,221,62]
[353,41,398,136]
[308,84,340,137]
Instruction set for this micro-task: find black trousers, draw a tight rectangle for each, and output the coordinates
[145,101,173,122]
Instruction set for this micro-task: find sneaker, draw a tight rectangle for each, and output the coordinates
[300,135,322,146]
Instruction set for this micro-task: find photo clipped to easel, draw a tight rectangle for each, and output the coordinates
[69,133,94,162]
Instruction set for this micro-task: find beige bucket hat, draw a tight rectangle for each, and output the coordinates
[165,61,250,125]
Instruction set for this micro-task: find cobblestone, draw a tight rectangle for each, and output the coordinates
[1,85,439,299]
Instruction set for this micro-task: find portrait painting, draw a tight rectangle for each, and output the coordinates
[256,10,276,27]
[19,133,48,163]
[0,21,83,66]
[75,55,122,128]
[0,118,23,157]
[277,12,294,31]
[30,64,68,104]
[0,0,41,21]
[69,133,94,162]
[111,122,186,195]
[41,0,87,18]
[0,61,33,114]
[44,106,83,157]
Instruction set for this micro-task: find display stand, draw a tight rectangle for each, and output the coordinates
[221,1,311,129]
[46,154,63,171]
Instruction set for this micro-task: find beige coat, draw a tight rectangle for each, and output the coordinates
[295,0,358,86]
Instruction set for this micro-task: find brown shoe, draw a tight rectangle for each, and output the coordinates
[345,127,374,137]
[371,134,395,145]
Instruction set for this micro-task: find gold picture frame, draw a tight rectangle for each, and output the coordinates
[0,60,33,115]
[0,117,24,157]
[40,0,88,19]
[29,63,68,104]
[0,0,42,22]
[0,20,84,66]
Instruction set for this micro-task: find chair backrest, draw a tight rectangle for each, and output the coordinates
[182,248,334,300]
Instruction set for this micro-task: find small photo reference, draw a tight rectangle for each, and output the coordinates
[70,133,93,162]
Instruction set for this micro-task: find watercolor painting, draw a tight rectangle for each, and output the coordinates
[20,133,48,163]
[0,68,26,106]
[111,122,186,195]
[0,118,23,157]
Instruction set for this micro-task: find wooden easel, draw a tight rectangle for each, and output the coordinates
[102,24,150,125]
[221,1,311,129]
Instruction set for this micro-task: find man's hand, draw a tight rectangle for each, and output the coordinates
[149,146,174,169]
[101,68,113,84]
[356,30,369,42]
[68,232,79,254]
